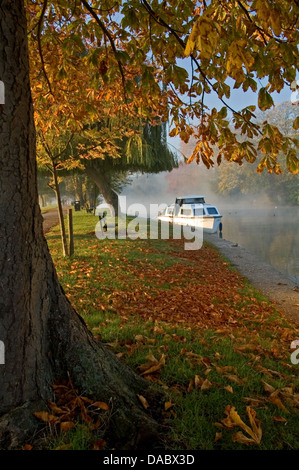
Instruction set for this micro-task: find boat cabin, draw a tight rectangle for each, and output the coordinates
[177,204,220,218]
[164,200,220,218]
[159,195,222,233]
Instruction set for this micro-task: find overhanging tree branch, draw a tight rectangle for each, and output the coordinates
[141,0,260,133]
[37,0,53,95]
[81,0,127,97]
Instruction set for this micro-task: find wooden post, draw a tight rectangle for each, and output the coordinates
[68,208,74,256]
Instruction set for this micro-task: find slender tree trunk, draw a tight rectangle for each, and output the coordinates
[0,0,162,450]
[73,173,85,208]
[85,167,119,218]
[68,208,74,256]
[52,162,68,257]
[39,194,46,207]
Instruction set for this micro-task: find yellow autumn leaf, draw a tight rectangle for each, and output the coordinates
[247,406,263,442]
[139,353,166,376]
[153,325,165,335]
[270,12,281,36]
[201,378,212,390]
[225,374,246,385]
[47,401,68,415]
[93,438,106,451]
[185,16,218,60]
[261,380,276,394]
[255,0,271,23]
[23,444,33,451]
[92,401,109,411]
[232,431,259,445]
[273,416,287,423]
[268,395,289,413]
[293,116,299,130]
[169,127,179,137]
[137,395,149,409]
[60,421,75,433]
[194,375,204,388]
[184,38,196,57]
[34,411,58,424]
[135,334,146,343]
[164,401,175,411]
[221,406,262,445]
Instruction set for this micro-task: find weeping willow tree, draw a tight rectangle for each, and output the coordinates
[73,118,179,217]
[37,113,178,221]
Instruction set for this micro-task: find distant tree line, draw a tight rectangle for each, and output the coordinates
[215,101,299,205]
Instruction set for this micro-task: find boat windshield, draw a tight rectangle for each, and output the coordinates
[206,207,219,215]
[194,208,204,216]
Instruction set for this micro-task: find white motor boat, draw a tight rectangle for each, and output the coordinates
[158,195,222,234]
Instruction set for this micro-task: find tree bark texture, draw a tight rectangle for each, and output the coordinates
[0,0,162,450]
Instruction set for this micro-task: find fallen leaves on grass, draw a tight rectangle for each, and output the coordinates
[260,378,299,413]
[62,239,298,373]
[138,353,166,376]
[225,374,247,386]
[49,231,299,450]
[107,242,252,331]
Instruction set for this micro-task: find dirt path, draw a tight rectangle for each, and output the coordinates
[42,207,67,234]
[204,232,299,327]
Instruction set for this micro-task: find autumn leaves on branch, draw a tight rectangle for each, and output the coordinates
[27,0,299,174]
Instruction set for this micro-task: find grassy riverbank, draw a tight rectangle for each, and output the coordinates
[42,211,299,451]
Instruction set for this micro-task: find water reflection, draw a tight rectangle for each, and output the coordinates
[219,206,299,283]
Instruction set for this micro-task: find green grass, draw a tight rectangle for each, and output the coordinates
[45,211,299,451]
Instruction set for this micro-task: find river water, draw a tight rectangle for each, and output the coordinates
[217,206,299,284]
[119,192,299,283]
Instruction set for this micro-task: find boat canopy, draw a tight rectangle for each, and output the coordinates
[175,195,206,205]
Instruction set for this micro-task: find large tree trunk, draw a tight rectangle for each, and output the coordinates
[0,0,162,450]
[85,167,120,218]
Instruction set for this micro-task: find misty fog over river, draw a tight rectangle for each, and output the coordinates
[215,205,299,285]
[120,171,299,285]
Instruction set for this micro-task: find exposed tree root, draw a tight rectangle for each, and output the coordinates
[0,305,167,450]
